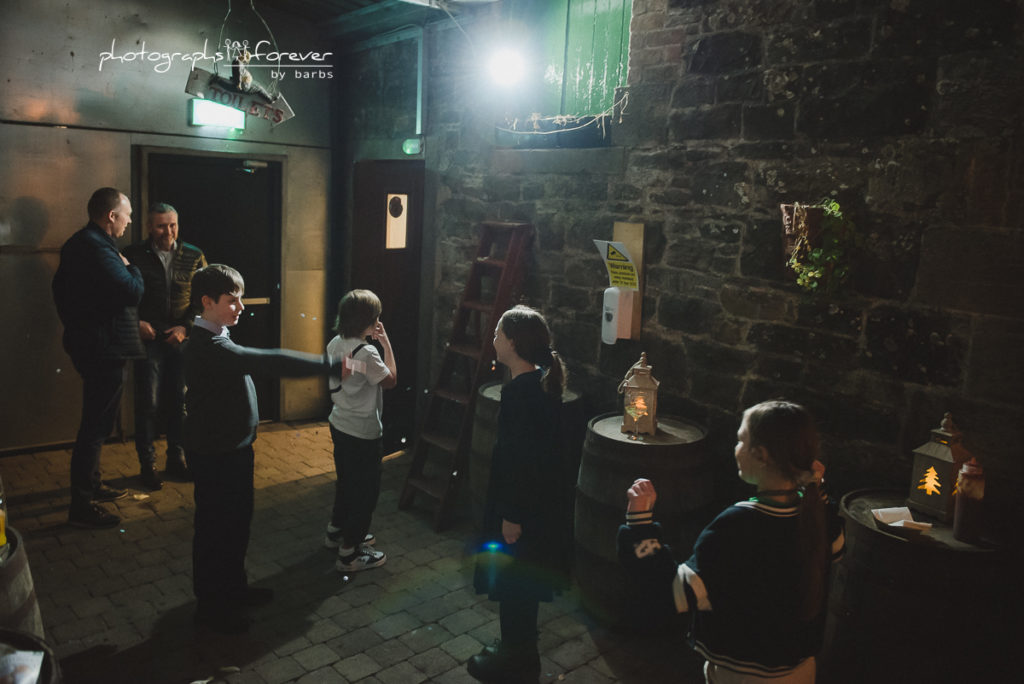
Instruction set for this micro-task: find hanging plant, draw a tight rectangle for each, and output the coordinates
[780,199,861,296]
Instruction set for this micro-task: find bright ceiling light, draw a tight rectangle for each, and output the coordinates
[189,98,245,129]
[487,48,525,87]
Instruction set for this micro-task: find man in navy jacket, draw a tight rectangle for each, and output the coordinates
[53,187,145,528]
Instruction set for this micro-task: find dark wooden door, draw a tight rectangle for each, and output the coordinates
[145,153,282,420]
[350,159,424,454]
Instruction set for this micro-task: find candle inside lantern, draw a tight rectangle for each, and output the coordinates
[618,353,659,437]
[627,395,648,420]
[906,412,972,522]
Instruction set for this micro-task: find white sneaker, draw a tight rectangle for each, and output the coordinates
[335,547,387,572]
[324,524,375,549]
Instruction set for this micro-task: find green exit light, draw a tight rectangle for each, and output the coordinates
[190,98,246,129]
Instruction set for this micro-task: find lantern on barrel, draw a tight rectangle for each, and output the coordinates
[906,412,972,522]
[618,353,659,438]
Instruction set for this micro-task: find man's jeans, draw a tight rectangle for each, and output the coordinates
[70,359,126,505]
[134,340,186,466]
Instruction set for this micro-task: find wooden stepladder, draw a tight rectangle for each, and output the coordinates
[399,221,533,529]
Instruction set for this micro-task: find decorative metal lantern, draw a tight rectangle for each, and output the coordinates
[906,413,972,522]
[618,352,659,437]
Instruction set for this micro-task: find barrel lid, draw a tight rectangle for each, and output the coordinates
[589,412,705,445]
[839,489,993,554]
[479,382,580,404]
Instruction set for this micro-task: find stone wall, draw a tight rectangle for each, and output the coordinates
[341,1,1024,533]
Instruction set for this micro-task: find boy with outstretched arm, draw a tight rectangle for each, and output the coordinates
[183,264,348,634]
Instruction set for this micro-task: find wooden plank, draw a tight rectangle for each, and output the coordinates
[613,221,643,338]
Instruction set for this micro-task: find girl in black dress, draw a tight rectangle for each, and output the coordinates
[469,305,571,683]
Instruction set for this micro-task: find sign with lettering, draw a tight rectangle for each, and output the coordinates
[185,68,295,126]
[593,240,639,289]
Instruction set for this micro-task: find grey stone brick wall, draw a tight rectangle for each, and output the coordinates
[337,1,1024,537]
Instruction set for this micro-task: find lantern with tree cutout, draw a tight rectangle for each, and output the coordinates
[618,352,659,438]
[906,412,972,522]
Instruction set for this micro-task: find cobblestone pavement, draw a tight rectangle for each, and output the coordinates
[2,422,705,683]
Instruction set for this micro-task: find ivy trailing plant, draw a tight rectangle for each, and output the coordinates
[784,199,861,296]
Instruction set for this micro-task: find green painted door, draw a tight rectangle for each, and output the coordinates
[511,0,631,116]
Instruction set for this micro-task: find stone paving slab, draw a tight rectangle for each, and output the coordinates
[1,422,705,683]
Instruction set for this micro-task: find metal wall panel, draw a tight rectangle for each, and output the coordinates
[0,0,331,147]
[0,125,133,449]
[0,0,334,451]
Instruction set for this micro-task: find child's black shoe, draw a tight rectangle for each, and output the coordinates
[466,640,540,683]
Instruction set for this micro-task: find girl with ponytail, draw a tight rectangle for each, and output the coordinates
[468,306,571,683]
[619,400,844,683]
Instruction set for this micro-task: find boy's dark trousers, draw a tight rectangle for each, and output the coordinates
[190,445,254,608]
[329,426,382,549]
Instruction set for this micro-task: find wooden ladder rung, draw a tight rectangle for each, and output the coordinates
[480,221,530,231]
[461,299,493,313]
[419,430,458,453]
[404,476,447,501]
[448,342,484,360]
[434,388,472,405]
[476,257,506,269]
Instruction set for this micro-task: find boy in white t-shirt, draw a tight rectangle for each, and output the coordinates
[325,289,397,572]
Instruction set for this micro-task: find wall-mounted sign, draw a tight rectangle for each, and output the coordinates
[386,194,408,250]
[593,240,638,290]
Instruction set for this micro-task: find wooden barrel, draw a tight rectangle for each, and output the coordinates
[574,413,713,626]
[0,527,44,639]
[820,490,1012,683]
[0,628,62,684]
[468,382,584,528]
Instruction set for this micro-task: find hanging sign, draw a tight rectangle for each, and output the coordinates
[185,67,295,126]
[593,240,639,290]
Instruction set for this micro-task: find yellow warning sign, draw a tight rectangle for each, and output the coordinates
[593,240,639,290]
[606,244,630,262]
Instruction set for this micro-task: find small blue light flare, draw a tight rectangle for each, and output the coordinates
[484,541,503,553]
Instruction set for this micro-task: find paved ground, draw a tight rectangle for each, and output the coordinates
[3,421,705,683]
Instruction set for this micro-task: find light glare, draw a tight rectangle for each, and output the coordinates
[487,49,525,87]
[190,98,245,129]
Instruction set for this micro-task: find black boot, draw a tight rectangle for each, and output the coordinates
[140,464,163,491]
[165,453,193,481]
[467,640,540,683]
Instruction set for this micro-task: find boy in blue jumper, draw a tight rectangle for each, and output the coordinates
[184,264,344,633]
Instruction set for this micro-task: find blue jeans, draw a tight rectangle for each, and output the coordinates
[133,340,186,466]
[70,359,125,505]
[330,426,383,549]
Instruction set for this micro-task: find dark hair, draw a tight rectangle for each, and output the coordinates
[334,289,382,338]
[87,187,125,223]
[744,400,826,622]
[190,264,245,309]
[149,202,177,216]
[498,305,566,397]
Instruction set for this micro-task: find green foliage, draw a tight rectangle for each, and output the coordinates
[786,199,861,296]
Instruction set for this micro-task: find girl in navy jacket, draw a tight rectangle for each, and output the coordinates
[619,400,844,683]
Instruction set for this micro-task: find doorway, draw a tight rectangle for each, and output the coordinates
[137,149,283,420]
[350,159,424,454]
